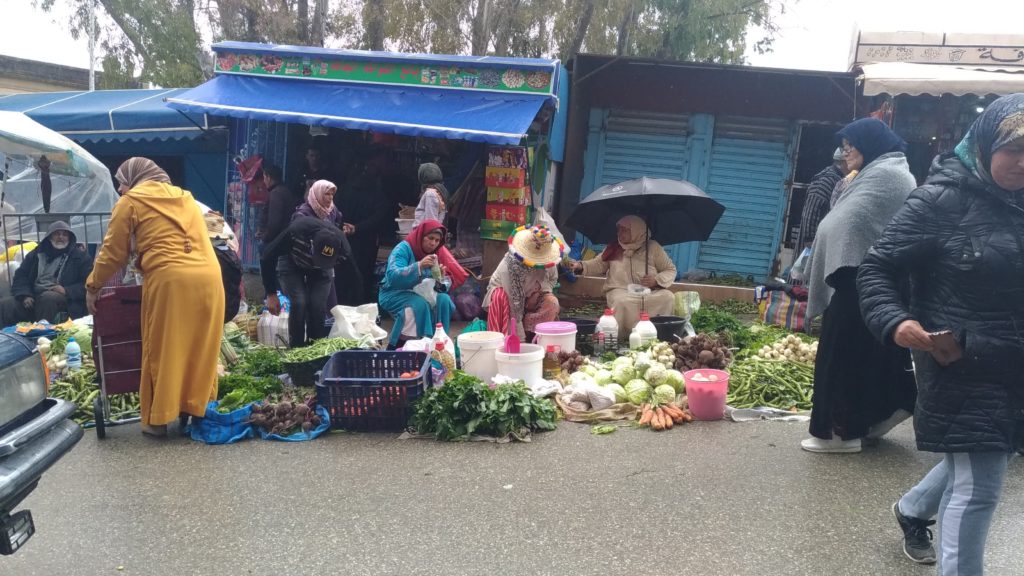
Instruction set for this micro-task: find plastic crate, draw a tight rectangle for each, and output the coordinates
[316,351,430,431]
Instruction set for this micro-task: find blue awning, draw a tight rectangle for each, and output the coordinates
[165,74,549,145]
[0,88,209,142]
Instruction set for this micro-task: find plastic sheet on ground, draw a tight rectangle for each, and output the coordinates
[726,406,810,422]
[398,428,535,443]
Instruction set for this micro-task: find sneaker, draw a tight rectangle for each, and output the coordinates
[892,501,936,564]
[867,409,912,439]
[800,436,862,453]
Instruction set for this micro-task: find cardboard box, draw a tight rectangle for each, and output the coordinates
[486,185,531,205]
[480,219,518,241]
[487,146,529,169]
[485,167,527,188]
[484,203,531,225]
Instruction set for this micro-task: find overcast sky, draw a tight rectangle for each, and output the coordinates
[1,0,1022,75]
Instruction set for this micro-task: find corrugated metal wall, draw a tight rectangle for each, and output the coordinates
[696,117,794,279]
[580,110,795,280]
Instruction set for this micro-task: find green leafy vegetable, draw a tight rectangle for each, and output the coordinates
[590,425,617,435]
[410,371,557,441]
[233,347,284,378]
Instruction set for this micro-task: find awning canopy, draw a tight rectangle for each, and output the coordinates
[165,74,549,145]
[0,88,209,142]
[860,62,1024,97]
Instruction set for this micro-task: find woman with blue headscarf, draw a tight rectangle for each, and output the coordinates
[801,118,920,454]
[859,94,1024,571]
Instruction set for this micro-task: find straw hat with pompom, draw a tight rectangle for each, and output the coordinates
[507,225,565,269]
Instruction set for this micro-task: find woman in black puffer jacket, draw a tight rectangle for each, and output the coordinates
[858,93,1024,573]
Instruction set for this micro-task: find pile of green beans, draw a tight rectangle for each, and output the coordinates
[725,358,815,411]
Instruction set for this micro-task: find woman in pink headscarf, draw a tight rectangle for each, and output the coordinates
[270,179,348,333]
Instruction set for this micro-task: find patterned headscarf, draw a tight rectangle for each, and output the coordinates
[306,180,337,221]
[115,157,171,190]
[836,118,907,168]
[954,93,1024,192]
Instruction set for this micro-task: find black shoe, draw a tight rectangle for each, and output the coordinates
[892,501,937,564]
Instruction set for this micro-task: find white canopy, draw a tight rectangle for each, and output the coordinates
[860,62,1024,97]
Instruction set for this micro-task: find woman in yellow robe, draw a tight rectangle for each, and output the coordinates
[86,158,224,436]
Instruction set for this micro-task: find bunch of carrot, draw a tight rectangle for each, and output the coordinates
[637,402,692,431]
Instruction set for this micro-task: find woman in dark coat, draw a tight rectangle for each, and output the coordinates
[800,118,919,454]
[858,93,1024,571]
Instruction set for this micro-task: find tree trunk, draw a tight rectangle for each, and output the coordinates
[297,0,309,43]
[470,0,491,56]
[492,0,521,56]
[310,0,327,46]
[615,0,638,56]
[566,0,595,62]
[364,0,386,50]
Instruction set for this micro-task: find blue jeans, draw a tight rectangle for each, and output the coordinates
[899,452,1013,575]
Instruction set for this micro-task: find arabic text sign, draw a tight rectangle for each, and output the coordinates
[855,44,1024,68]
[213,51,555,94]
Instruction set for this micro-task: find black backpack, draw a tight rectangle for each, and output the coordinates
[213,244,243,324]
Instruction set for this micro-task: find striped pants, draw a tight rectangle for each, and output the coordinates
[899,452,1013,575]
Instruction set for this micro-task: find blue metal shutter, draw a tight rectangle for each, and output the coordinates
[580,109,694,272]
[697,116,794,280]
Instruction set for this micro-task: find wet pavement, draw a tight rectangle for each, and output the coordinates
[4,418,1022,576]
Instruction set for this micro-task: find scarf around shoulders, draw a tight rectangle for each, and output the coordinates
[805,152,917,320]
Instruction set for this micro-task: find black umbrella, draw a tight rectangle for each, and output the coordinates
[567,177,725,246]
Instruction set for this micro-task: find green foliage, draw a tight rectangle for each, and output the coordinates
[690,305,753,348]
[410,371,557,441]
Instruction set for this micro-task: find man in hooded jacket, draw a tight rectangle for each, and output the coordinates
[1,220,93,324]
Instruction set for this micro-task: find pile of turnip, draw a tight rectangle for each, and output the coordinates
[756,334,817,364]
[671,333,732,371]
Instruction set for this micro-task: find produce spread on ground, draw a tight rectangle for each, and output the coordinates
[39,299,818,442]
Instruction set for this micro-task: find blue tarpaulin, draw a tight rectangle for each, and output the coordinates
[165,74,548,145]
[0,88,209,142]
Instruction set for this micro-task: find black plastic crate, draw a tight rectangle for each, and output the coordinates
[316,351,430,431]
[284,356,330,388]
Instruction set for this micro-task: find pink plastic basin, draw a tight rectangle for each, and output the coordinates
[683,369,730,421]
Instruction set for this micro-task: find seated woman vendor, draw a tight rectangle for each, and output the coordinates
[569,215,677,337]
[379,219,456,348]
[483,225,564,340]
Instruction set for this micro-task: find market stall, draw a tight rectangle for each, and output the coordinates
[164,41,567,272]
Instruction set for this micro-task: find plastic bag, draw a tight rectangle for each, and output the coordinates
[413,278,437,308]
[328,304,388,343]
[789,247,812,282]
[188,401,255,445]
[257,405,331,441]
[674,291,702,320]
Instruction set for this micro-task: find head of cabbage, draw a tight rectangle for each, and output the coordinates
[568,371,597,389]
[594,369,614,386]
[662,369,685,394]
[624,379,652,405]
[644,364,668,386]
[633,353,654,376]
[604,383,628,404]
[612,364,636,386]
[653,384,677,405]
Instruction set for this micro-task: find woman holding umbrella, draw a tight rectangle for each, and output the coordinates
[570,215,676,338]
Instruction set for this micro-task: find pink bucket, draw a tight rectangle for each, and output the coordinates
[683,369,730,421]
[533,321,577,353]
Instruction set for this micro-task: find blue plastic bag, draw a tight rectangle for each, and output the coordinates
[257,405,331,442]
[188,401,255,445]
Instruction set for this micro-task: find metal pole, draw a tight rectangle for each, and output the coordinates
[88,0,96,91]
[1,158,9,283]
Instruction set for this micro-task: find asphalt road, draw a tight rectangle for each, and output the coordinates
[3,418,1022,576]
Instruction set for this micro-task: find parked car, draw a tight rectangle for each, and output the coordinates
[0,332,82,555]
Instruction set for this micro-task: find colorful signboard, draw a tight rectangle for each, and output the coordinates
[214,51,555,94]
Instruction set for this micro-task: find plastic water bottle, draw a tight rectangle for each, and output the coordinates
[597,308,619,350]
[65,337,82,371]
[432,323,455,357]
[634,313,658,348]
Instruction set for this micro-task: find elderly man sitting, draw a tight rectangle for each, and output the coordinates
[0,221,93,325]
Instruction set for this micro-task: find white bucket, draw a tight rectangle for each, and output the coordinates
[494,343,545,387]
[533,321,577,353]
[457,331,504,384]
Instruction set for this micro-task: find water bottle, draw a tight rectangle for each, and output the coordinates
[65,337,82,371]
[597,308,619,350]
